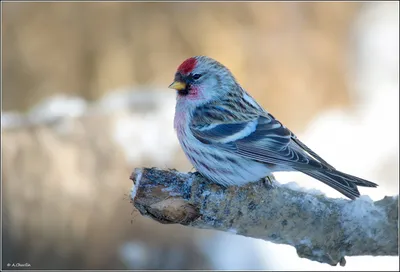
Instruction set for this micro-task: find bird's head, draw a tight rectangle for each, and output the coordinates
[169,56,238,106]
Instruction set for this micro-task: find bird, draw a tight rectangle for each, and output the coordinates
[168,55,378,200]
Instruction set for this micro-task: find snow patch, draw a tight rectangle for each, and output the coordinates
[283,181,326,197]
[340,195,385,239]
[131,168,143,200]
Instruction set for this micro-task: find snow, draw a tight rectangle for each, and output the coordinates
[130,168,143,200]
[2,2,397,270]
[340,195,386,240]
[283,181,326,197]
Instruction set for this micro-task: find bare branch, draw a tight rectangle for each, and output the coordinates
[130,168,399,266]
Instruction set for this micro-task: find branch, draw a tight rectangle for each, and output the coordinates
[129,167,399,266]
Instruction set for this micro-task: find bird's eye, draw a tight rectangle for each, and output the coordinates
[192,74,202,80]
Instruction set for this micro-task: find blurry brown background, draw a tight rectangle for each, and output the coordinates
[3,2,361,129]
[2,2,397,270]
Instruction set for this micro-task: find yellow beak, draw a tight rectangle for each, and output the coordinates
[168,81,186,91]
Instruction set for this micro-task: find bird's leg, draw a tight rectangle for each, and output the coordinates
[261,174,276,190]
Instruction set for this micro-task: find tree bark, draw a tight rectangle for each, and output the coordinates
[130,167,399,266]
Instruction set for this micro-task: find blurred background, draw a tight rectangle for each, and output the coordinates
[2,1,399,270]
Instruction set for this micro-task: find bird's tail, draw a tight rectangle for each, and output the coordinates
[298,169,378,200]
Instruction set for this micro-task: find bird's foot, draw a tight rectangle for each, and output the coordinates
[261,175,276,190]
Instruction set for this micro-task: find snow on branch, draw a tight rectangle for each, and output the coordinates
[129,167,398,266]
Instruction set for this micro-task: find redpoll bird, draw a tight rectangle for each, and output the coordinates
[169,56,377,199]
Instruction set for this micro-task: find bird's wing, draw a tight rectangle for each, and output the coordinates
[290,133,336,169]
[190,105,331,171]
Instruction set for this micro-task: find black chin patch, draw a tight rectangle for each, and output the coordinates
[178,88,189,96]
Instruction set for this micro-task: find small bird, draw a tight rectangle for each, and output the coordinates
[169,56,377,199]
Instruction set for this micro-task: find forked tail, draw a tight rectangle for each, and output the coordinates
[298,168,378,200]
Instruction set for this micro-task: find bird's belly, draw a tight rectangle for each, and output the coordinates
[179,138,272,186]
